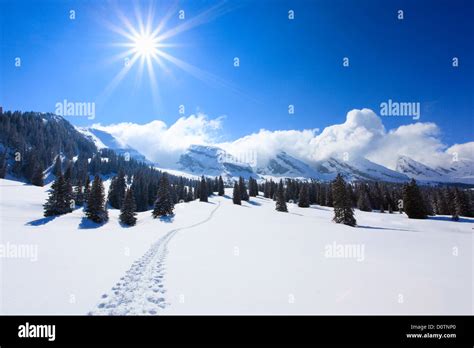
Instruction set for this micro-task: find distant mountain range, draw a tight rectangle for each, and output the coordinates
[83,126,472,184]
[2,112,470,185]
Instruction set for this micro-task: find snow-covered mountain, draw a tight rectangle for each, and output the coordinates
[72,126,471,185]
[314,156,410,183]
[256,151,324,179]
[177,145,255,179]
[176,145,411,183]
[76,127,152,164]
[396,155,473,184]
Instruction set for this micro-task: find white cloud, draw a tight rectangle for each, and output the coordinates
[446,142,474,160]
[92,108,472,171]
[92,113,223,168]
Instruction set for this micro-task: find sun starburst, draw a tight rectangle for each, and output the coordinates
[97,1,247,109]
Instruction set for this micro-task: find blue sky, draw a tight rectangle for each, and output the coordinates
[1,0,473,145]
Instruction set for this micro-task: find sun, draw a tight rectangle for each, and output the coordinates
[132,33,159,58]
[99,2,240,107]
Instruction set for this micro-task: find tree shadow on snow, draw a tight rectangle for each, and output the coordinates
[79,217,107,229]
[247,200,262,206]
[428,216,473,224]
[26,216,58,226]
[357,225,416,232]
[158,215,175,223]
[119,221,135,228]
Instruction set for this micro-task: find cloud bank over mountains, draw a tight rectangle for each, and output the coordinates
[92,109,472,170]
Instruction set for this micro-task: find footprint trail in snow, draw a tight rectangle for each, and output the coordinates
[90,201,221,315]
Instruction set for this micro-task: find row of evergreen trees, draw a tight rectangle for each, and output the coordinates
[44,168,231,226]
[39,160,474,227]
[259,177,474,220]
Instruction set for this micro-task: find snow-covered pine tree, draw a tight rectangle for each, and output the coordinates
[85,175,108,223]
[239,176,249,201]
[275,180,288,212]
[298,183,310,208]
[402,179,427,219]
[108,171,126,209]
[200,176,208,202]
[152,174,175,217]
[332,174,356,226]
[218,175,225,196]
[120,188,137,226]
[232,182,241,205]
[44,172,69,216]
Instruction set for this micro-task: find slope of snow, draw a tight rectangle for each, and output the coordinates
[0,179,216,314]
[1,179,472,315]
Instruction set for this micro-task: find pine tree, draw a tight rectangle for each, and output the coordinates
[357,187,372,212]
[186,187,194,202]
[263,180,270,198]
[84,176,91,203]
[275,180,288,212]
[44,173,69,216]
[332,174,356,226]
[0,151,7,179]
[402,179,427,219]
[177,177,185,201]
[326,183,333,207]
[85,175,108,223]
[108,171,126,209]
[200,176,208,202]
[436,190,449,215]
[152,174,174,217]
[298,183,310,208]
[239,177,249,201]
[64,164,73,212]
[120,188,137,226]
[248,177,258,197]
[74,180,84,206]
[454,188,469,218]
[218,175,225,196]
[232,182,241,205]
[31,163,44,187]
